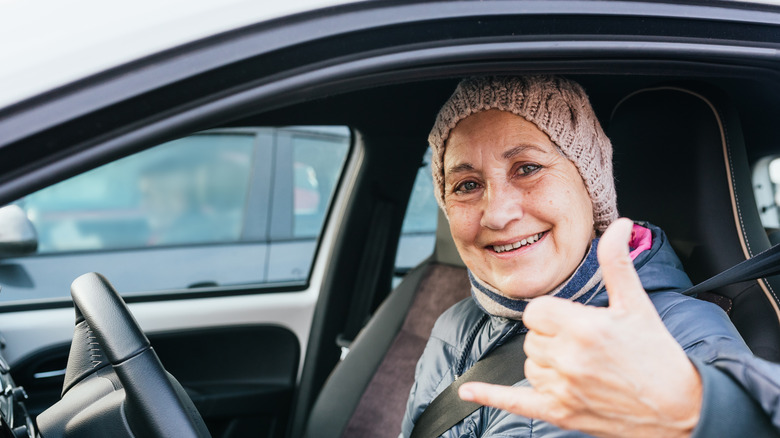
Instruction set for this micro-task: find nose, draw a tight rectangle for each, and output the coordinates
[480,181,523,230]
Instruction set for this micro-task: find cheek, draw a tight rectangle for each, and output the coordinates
[537,173,593,224]
[446,204,480,246]
[557,187,595,249]
[571,183,594,224]
[522,179,572,217]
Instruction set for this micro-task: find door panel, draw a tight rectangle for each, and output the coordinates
[11,325,299,438]
[152,325,299,438]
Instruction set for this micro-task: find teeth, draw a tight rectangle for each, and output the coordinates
[492,233,543,253]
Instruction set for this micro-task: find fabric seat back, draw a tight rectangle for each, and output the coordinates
[303,211,469,438]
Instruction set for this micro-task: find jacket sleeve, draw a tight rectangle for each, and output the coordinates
[650,293,780,435]
[690,358,780,437]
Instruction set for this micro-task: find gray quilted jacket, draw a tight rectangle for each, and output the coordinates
[401,224,779,437]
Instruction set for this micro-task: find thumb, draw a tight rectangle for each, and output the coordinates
[597,218,652,313]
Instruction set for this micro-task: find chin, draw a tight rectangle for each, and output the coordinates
[489,277,552,300]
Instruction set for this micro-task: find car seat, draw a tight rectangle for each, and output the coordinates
[302,210,469,438]
[607,84,780,361]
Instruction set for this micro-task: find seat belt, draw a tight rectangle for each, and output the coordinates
[409,332,527,438]
[683,242,780,296]
[410,242,780,438]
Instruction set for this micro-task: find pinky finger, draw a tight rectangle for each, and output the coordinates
[458,382,552,420]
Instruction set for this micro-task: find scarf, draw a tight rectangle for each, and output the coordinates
[469,238,603,320]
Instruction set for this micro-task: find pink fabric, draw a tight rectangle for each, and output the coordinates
[629,224,653,260]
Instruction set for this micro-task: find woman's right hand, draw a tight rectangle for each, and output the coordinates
[459,218,702,438]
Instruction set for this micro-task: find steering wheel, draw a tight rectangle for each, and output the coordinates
[36,273,211,438]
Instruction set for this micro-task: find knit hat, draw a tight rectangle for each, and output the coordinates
[428,75,618,232]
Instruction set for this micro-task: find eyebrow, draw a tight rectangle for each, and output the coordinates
[445,144,549,176]
[446,163,475,175]
[501,144,548,160]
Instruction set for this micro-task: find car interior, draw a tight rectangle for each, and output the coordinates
[288,76,780,437]
[3,3,780,437]
[5,73,780,438]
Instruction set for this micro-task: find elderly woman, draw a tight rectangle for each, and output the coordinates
[400,76,773,437]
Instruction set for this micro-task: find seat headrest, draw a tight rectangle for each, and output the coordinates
[609,86,754,280]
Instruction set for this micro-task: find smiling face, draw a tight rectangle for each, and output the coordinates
[444,109,595,299]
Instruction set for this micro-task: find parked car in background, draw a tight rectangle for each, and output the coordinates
[2,1,780,437]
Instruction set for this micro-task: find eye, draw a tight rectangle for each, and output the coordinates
[517,163,542,176]
[454,180,480,194]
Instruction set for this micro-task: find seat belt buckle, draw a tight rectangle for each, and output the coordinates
[336,334,352,360]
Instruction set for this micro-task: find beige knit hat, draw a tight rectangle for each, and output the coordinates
[428,75,618,232]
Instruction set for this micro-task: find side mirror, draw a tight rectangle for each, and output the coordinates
[0,205,38,257]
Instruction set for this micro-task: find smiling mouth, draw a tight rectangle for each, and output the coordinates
[491,232,546,253]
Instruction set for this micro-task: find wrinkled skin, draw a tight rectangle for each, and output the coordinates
[459,218,703,438]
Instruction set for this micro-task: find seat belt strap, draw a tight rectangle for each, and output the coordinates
[409,332,527,438]
[683,242,780,296]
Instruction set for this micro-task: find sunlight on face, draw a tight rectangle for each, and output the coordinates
[444,110,595,299]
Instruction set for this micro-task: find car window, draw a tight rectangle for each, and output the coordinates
[753,155,780,241]
[394,149,438,285]
[291,128,351,238]
[0,126,350,303]
[20,133,254,252]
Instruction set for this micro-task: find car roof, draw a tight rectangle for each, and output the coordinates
[0,0,357,109]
